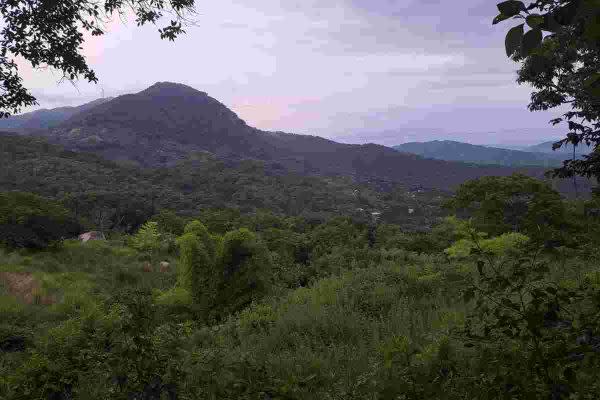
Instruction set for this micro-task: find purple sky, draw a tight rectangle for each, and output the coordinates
[15,0,566,146]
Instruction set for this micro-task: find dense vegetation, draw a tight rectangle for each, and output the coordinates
[0,134,448,231]
[10,81,585,195]
[2,173,600,399]
[0,1,598,397]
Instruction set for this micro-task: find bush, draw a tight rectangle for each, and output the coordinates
[176,232,214,313]
[151,210,185,236]
[214,228,274,318]
[130,221,161,258]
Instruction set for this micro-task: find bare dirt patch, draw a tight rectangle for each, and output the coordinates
[0,272,55,305]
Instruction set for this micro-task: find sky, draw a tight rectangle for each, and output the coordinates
[15,0,568,147]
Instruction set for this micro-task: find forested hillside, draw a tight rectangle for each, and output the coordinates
[2,172,600,399]
[13,82,588,194]
[0,134,448,231]
[1,0,599,397]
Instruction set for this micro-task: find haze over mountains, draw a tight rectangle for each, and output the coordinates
[0,82,590,194]
[393,140,569,168]
[0,98,112,132]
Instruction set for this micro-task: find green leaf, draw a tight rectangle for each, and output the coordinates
[526,14,544,28]
[497,1,526,17]
[521,28,542,56]
[505,23,524,57]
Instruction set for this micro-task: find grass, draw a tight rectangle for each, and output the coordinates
[2,224,600,399]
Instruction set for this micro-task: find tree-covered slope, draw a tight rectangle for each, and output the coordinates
[0,134,448,231]
[16,82,574,193]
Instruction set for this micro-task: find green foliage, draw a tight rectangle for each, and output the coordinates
[0,135,449,232]
[493,0,600,178]
[214,228,274,318]
[151,209,185,236]
[176,232,214,313]
[3,192,600,398]
[7,290,189,400]
[449,174,567,242]
[154,286,193,306]
[0,192,82,249]
[461,236,600,398]
[130,221,161,257]
[0,0,196,116]
[445,231,530,259]
[183,220,218,261]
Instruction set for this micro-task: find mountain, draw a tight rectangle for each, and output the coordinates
[0,98,112,132]
[524,140,593,155]
[393,140,566,167]
[11,82,590,194]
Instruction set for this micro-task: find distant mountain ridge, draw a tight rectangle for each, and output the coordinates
[0,98,113,132]
[393,140,568,167]
[523,140,593,155]
[5,82,590,195]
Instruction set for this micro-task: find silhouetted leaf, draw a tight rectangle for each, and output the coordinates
[497,1,526,17]
[540,13,562,32]
[526,14,544,28]
[521,28,543,55]
[553,2,580,26]
[505,23,524,57]
[493,13,512,25]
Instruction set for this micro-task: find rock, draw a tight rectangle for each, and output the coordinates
[159,261,171,273]
[0,272,55,305]
[78,231,106,243]
[142,262,153,273]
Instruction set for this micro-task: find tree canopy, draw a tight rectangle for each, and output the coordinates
[0,0,196,117]
[494,0,600,178]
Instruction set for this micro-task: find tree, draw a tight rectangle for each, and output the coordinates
[130,221,161,259]
[0,0,196,117]
[177,220,218,311]
[214,228,273,318]
[448,174,567,243]
[493,0,600,178]
[151,209,185,236]
[0,191,82,248]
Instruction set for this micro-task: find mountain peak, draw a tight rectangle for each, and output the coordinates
[140,82,208,97]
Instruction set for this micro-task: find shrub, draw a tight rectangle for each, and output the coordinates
[151,210,185,236]
[130,221,161,258]
[176,232,214,315]
[214,228,274,318]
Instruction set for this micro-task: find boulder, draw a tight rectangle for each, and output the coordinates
[159,261,171,273]
[78,231,106,243]
[0,272,55,305]
[142,262,153,273]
